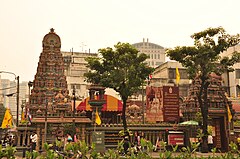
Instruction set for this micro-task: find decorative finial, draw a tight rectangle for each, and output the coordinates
[50,28,55,33]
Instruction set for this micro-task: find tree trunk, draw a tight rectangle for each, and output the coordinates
[198,77,210,153]
[122,97,128,132]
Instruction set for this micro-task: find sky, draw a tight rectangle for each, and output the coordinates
[1,0,240,82]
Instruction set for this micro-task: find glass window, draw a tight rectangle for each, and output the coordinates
[236,69,240,79]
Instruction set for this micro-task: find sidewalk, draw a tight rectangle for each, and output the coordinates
[13,151,226,159]
[150,151,225,158]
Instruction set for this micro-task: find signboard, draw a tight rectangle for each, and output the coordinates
[145,86,163,122]
[163,86,179,122]
[92,131,105,153]
[168,131,184,145]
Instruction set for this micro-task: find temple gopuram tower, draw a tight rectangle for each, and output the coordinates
[182,74,234,152]
[29,28,69,113]
[26,29,91,150]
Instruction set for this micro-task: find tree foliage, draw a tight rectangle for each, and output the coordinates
[166,27,240,152]
[84,42,154,131]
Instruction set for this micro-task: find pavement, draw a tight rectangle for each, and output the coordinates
[12,151,225,159]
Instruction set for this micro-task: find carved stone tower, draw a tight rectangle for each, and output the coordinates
[29,28,71,117]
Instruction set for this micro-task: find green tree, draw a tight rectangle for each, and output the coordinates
[166,27,240,152]
[84,42,154,132]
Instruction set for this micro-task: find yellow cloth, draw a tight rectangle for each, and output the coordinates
[95,108,101,125]
[227,103,232,122]
[176,67,180,85]
[20,111,25,123]
[1,108,13,128]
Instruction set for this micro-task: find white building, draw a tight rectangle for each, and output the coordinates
[221,45,240,97]
[132,38,166,68]
[61,51,121,101]
[62,51,98,99]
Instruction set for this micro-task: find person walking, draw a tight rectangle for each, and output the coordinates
[30,132,38,151]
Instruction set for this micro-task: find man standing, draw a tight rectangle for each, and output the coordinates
[208,134,213,152]
[30,132,38,151]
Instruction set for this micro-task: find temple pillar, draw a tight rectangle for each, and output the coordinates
[17,132,21,146]
[36,127,40,151]
[41,131,45,150]
[81,124,85,141]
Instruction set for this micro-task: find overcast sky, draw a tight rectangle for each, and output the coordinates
[1,0,240,82]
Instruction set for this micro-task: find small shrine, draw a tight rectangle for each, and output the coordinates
[182,74,234,152]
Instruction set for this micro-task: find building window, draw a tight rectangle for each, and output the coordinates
[236,69,240,79]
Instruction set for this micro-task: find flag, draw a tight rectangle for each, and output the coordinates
[1,108,13,128]
[227,103,232,122]
[149,74,152,80]
[20,110,25,123]
[27,110,32,125]
[176,67,180,85]
[95,108,101,125]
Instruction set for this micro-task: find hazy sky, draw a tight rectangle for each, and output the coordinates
[1,0,240,82]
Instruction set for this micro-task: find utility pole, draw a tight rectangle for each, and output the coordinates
[142,84,145,124]
[16,76,19,127]
[73,85,76,126]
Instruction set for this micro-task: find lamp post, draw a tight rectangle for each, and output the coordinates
[0,71,20,127]
[73,85,76,127]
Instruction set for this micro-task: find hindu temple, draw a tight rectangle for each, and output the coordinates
[181,74,234,152]
[17,29,91,151]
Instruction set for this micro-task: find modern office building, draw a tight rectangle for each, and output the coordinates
[132,38,166,68]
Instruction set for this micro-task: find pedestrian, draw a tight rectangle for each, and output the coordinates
[67,133,73,143]
[74,134,78,142]
[208,134,213,152]
[123,136,130,155]
[30,132,38,151]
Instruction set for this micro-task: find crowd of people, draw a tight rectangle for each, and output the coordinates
[0,132,16,147]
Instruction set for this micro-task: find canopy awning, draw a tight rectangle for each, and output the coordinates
[76,95,123,111]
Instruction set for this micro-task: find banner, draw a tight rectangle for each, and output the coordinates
[1,108,13,128]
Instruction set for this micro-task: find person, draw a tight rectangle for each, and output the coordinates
[67,134,73,143]
[123,136,130,155]
[30,132,38,151]
[134,132,139,146]
[208,134,213,151]
[73,134,78,142]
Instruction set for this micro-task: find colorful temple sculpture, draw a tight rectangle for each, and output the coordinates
[181,74,234,152]
[22,29,91,150]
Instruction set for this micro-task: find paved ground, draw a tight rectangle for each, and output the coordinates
[12,151,225,159]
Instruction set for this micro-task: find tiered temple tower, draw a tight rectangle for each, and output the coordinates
[29,28,70,116]
[182,74,233,152]
[24,29,91,150]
